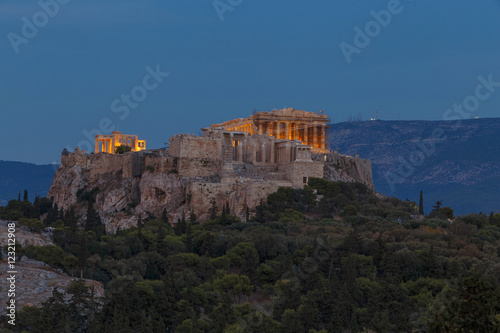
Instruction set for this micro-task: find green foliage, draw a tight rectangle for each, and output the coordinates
[18,218,45,233]
[6,180,500,333]
[115,145,132,154]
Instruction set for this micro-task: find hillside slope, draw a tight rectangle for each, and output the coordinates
[328,118,500,215]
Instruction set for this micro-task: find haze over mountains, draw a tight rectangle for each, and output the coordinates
[0,161,58,206]
[329,118,500,215]
[1,118,498,215]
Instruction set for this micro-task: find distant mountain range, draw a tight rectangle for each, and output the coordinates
[329,118,500,215]
[0,161,58,206]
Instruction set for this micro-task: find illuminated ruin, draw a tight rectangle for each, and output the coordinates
[95,131,146,154]
[210,108,329,151]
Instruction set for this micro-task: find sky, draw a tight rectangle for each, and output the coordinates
[1,0,500,164]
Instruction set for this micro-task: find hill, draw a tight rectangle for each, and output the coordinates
[328,118,500,215]
[0,161,58,205]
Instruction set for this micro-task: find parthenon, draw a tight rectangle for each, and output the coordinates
[210,108,330,151]
[95,131,146,154]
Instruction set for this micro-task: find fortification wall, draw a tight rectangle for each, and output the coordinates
[177,158,221,178]
[61,149,134,178]
[283,161,324,187]
[169,134,222,159]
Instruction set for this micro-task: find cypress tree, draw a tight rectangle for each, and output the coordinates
[419,190,424,215]
[186,222,192,253]
[221,205,227,226]
[23,189,28,202]
[77,233,88,279]
[162,208,168,223]
[209,200,218,220]
[189,210,197,224]
[85,200,105,239]
[181,211,186,234]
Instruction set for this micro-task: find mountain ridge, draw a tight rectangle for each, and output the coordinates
[0,160,58,205]
[328,118,500,214]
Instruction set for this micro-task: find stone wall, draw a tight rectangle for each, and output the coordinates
[61,149,134,178]
[169,134,222,159]
[283,161,324,187]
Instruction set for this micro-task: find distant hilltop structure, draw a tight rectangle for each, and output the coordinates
[50,108,373,232]
[95,131,146,154]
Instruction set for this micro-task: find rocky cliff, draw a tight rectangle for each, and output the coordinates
[47,147,373,232]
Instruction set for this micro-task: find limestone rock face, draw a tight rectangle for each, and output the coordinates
[0,222,53,247]
[0,226,103,314]
[187,180,282,221]
[315,153,374,189]
[0,257,103,315]
[135,172,187,221]
[47,148,373,232]
[47,165,87,212]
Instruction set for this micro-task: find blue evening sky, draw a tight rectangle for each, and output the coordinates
[1,0,499,164]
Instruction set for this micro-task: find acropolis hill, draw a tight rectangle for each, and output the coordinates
[48,108,373,232]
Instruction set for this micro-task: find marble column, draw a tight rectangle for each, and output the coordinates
[313,126,318,149]
[237,142,243,162]
[320,126,326,149]
[270,140,275,163]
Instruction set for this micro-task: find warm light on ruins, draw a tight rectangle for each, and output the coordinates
[210,108,330,151]
[95,131,146,154]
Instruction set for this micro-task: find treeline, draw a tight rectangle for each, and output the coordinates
[0,181,499,332]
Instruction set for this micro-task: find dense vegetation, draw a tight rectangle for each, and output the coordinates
[1,180,499,332]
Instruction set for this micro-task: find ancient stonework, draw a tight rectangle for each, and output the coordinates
[48,109,373,232]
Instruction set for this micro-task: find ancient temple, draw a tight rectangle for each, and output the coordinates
[210,108,329,151]
[95,131,146,154]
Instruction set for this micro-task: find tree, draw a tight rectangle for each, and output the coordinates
[255,199,266,223]
[214,274,253,304]
[341,205,357,217]
[221,205,227,226]
[193,231,217,257]
[227,242,259,279]
[23,189,29,202]
[85,200,106,239]
[77,234,88,279]
[162,208,169,224]
[429,274,500,331]
[418,190,424,215]
[209,200,218,220]
[115,145,132,154]
[440,206,454,220]
[432,200,443,211]
[189,210,197,224]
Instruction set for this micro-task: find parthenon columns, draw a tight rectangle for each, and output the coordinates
[225,122,326,149]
